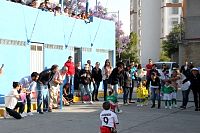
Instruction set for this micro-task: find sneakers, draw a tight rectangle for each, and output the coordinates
[165,106,168,109]
[169,106,172,109]
[38,111,44,114]
[180,106,186,109]
[124,103,129,106]
[151,105,155,108]
[20,112,27,118]
[27,112,33,116]
[90,101,94,104]
[82,101,86,104]
[173,104,178,108]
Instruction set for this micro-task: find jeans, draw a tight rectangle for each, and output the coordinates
[92,82,100,100]
[113,84,118,97]
[65,75,74,95]
[103,80,108,101]
[14,102,25,114]
[123,87,130,104]
[181,89,190,107]
[151,87,161,107]
[37,83,49,112]
[129,79,135,101]
[80,84,91,102]
[6,107,22,119]
[26,94,31,113]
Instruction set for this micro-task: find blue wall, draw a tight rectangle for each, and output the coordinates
[0,1,115,99]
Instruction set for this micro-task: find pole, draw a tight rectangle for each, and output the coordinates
[96,0,98,13]
[117,10,120,59]
[75,0,78,15]
[61,0,64,13]
[60,83,63,109]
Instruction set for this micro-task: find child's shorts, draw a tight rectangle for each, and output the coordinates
[163,93,172,100]
[171,92,177,99]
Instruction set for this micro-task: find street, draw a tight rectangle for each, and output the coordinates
[0,99,200,133]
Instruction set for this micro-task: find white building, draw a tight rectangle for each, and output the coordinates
[130,0,182,66]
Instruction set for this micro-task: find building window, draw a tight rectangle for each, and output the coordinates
[172,0,179,3]
[138,0,142,7]
[138,29,142,37]
[171,7,179,14]
[138,9,142,17]
[171,18,179,26]
[139,40,141,47]
[138,19,141,27]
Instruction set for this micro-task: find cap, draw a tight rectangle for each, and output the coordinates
[191,68,199,71]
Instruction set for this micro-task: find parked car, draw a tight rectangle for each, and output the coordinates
[155,62,179,77]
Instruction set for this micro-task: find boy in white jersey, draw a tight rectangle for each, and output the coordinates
[100,101,119,133]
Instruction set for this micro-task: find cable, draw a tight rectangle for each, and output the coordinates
[91,0,109,47]
[66,18,77,47]
[29,10,40,43]
[22,6,29,44]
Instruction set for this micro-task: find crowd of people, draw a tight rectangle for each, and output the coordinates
[8,0,93,20]
[2,56,200,132]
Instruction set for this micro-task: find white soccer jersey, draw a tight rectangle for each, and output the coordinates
[100,110,119,128]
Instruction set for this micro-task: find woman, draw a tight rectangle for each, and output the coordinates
[74,62,82,91]
[137,64,143,82]
[183,68,200,111]
[146,72,161,109]
[102,59,113,101]
[92,62,102,101]
[79,64,93,104]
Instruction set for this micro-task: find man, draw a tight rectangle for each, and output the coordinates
[64,56,75,99]
[180,61,191,78]
[146,59,153,80]
[37,64,59,114]
[19,72,39,116]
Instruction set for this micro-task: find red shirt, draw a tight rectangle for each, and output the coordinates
[146,64,153,77]
[64,60,75,76]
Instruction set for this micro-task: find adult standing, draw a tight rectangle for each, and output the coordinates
[183,68,200,111]
[19,72,39,116]
[130,62,137,103]
[92,62,102,101]
[87,60,93,92]
[146,59,153,80]
[37,65,59,114]
[180,61,191,78]
[74,62,82,91]
[64,56,75,99]
[79,64,93,104]
[102,59,113,101]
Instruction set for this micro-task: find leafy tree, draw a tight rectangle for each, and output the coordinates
[162,24,183,58]
[120,32,139,63]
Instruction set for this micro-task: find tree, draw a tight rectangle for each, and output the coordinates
[120,32,139,63]
[162,24,183,59]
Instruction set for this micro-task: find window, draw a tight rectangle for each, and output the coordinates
[139,40,141,47]
[138,0,142,7]
[171,7,179,14]
[138,29,142,37]
[172,0,179,3]
[138,9,142,17]
[171,18,179,26]
[138,19,141,27]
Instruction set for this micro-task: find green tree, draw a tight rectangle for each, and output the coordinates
[162,24,183,58]
[121,32,139,63]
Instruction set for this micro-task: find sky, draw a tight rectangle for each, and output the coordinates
[89,0,130,35]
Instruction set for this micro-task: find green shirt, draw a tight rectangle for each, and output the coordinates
[161,85,174,94]
[106,95,117,103]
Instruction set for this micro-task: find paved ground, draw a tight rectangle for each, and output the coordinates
[0,98,200,133]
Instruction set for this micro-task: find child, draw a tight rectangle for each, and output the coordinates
[100,101,119,133]
[161,80,174,109]
[5,82,23,119]
[106,89,122,113]
[136,81,148,106]
[170,70,180,108]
